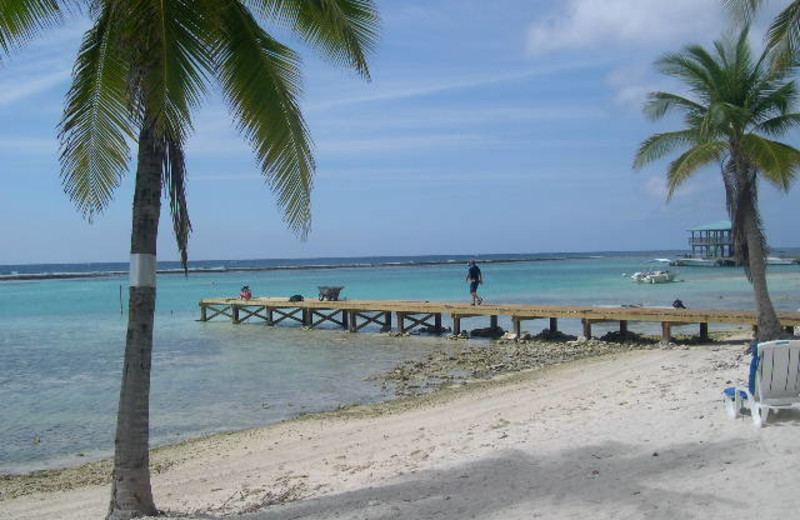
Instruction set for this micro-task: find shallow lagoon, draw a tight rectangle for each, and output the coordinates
[2,251,799,473]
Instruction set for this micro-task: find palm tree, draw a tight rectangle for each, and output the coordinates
[634,28,800,341]
[723,0,800,68]
[1,1,379,518]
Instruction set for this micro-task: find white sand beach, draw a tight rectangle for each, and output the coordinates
[3,341,800,520]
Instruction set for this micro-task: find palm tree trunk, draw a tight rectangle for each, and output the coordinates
[742,209,784,341]
[107,119,162,519]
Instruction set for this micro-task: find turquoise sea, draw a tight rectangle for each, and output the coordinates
[2,250,800,474]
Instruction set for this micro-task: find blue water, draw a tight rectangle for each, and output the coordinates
[2,251,800,474]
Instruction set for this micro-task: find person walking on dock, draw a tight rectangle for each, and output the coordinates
[466,260,483,305]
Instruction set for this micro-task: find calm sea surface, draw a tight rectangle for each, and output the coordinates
[2,251,799,474]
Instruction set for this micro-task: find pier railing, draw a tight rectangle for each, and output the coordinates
[199,297,800,342]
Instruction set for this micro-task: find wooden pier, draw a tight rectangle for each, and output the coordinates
[199,297,800,342]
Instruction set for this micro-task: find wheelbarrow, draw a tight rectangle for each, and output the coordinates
[318,286,344,301]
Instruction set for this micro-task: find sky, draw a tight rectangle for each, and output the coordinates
[1,0,798,265]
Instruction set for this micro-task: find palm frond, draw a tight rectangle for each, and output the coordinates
[721,0,764,24]
[642,92,705,121]
[765,0,800,70]
[163,135,192,271]
[750,80,796,120]
[214,2,314,238]
[633,130,697,169]
[755,112,800,136]
[665,142,727,199]
[656,49,716,96]
[741,133,800,190]
[124,0,214,142]
[245,0,380,79]
[0,0,81,60]
[58,2,134,220]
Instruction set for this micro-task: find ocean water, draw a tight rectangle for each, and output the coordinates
[2,251,800,474]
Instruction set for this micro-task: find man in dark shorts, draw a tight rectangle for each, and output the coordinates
[465,260,483,305]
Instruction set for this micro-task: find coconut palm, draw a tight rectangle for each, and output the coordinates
[634,28,800,341]
[723,0,800,68]
[1,1,378,518]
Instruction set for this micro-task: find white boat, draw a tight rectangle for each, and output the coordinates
[767,256,795,265]
[630,260,678,284]
[631,270,677,284]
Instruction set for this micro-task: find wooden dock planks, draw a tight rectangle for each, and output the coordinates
[199,297,800,342]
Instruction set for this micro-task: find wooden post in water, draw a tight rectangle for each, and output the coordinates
[384,311,392,332]
[453,315,461,335]
[490,315,498,328]
[582,319,592,339]
[661,322,672,343]
[699,322,708,342]
[549,317,558,333]
[620,320,628,335]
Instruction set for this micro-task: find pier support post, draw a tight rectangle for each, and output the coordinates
[453,316,461,335]
[200,305,207,321]
[233,306,240,324]
[397,313,405,334]
[620,320,628,335]
[341,311,349,329]
[347,311,357,332]
[661,322,672,343]
[435,313,442,332]
[303,308,311,327]
[382,312,392,332]
[490,315,498,328]
[549,318,558,333]
[699,323,708,342]
[582,319,592,339]
[513,317,521,337]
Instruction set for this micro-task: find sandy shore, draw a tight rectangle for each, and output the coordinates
[3,339,800,520]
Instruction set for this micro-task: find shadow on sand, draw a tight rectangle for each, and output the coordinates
[190,437,754,520]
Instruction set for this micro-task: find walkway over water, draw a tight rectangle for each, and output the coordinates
[199,297,800,342]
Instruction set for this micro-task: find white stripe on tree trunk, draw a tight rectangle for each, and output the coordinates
[130,254,157,287]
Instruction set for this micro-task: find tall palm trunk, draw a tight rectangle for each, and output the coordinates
[107,119,162,519]
[742,207,784,340]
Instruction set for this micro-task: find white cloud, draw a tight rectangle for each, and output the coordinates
[306,60,597,111]
[0,70,70,107]
[526,0,723,55]
[0,137,58,154]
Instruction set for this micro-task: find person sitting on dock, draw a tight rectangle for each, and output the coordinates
[240,285,252,300]
[673,298,687,309]
[466,260,483,305]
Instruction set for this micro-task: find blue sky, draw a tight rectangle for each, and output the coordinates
[1,0,798,264]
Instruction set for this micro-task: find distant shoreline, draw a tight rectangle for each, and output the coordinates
[0,256,587,282]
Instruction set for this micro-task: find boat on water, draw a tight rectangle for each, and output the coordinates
[631,270,677,284]
[766,256,797,265]
[630,260,678,284]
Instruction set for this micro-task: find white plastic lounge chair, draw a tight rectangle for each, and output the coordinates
[724,340,800,427]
